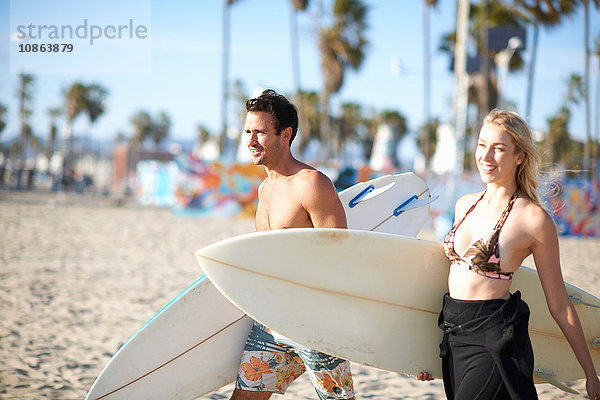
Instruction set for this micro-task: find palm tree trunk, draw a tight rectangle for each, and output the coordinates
[220,0,231,157]
[18,114,27,190]
[595,54,600,177]
[61,119,73,191]
[422,0,431,169]
[18,123,30,190]
[583,0,591,178]
[478,0,489,123]
[525,24,539,123]
[320,89,330,162]
[289,4,305,154]
[449,0,470,208]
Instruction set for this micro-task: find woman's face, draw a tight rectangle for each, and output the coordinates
[475,123,524,186]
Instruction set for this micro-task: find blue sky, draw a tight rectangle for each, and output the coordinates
[0,0,599,147]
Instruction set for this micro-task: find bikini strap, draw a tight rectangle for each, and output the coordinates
[449,191,487,234]
[492,191,519,231]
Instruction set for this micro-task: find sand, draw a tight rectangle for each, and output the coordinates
[0,190,598,399]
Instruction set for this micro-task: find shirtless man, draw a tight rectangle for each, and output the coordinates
[231,90,355,400]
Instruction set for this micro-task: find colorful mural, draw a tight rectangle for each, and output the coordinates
[424,173,600,238]
[136,160,179,207]
[548,178,600,237]
[134,156,599,237]
[171,154,265,218]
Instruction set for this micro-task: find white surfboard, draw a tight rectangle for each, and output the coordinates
[85,277,252,400]
[85,173,436,400]
[338,172,437,236]
[196,228,600,390]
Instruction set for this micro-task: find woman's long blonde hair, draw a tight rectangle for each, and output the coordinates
[483,110,541,206]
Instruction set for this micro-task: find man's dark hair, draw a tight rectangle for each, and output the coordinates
[246,89,298,145]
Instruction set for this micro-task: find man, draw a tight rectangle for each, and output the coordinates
[231,89,355,400]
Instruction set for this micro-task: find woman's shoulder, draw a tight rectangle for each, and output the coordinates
[455,191,484,214]
[456,191,485,205]
[513,196,555,232]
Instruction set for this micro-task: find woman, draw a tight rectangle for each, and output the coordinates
[419,110,599,399]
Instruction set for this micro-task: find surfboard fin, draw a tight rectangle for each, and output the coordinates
[393,194,440,216]
[534,368,579,394]
[569,294,600,309]
[369,194,439,231]
[349,185,375,208]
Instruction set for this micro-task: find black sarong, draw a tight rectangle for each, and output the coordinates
[438,291,538,400]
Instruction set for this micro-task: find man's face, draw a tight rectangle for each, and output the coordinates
[244,111,284,166]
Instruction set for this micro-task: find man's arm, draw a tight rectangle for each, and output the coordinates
[300,170,347,229]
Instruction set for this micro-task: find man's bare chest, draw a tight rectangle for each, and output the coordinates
[256,183,311,230]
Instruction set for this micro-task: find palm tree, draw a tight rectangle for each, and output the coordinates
[593,34,600,175]
[63,82,88,170]
[422,0,438,162]
[17,73,34,189]
[63,82,108,162]
[45,107,61,162]
[545,107,574,167]
[127,110,151,192]
[544,73,584,167]
[0,103,7,147]
[130,111,153,151]
[220,0,243,156]
[291,0,309,14]
[338,102,363,161]
[350,107,370,159]
[581,0,600,178]
[380,110,408,167]
[290,0,309,150]
[0,103,8,186]
[567,74,584,105]
[18,74,34,158]
[65,83,87,133]
[297,89,322,156]
[513,0,577,123]
[318,0,368,161]
[418,118,440,169]
[478,0,490,125]
[476,1,526,110]
[84,84,108,127]
[230,79,248,157]
[83,84,108,155]
[197,124,211,147]
[151,112,171,149]
[440,1,527,118]
[543,74,586,173]
[131,111,170,152]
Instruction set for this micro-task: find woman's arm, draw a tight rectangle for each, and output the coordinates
[530,209,600,399]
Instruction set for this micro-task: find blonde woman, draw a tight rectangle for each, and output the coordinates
[421,110,599,399]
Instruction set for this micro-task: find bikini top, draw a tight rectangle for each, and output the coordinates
[443,191,518,280]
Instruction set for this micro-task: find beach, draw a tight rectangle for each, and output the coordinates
[1,191,598,399]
